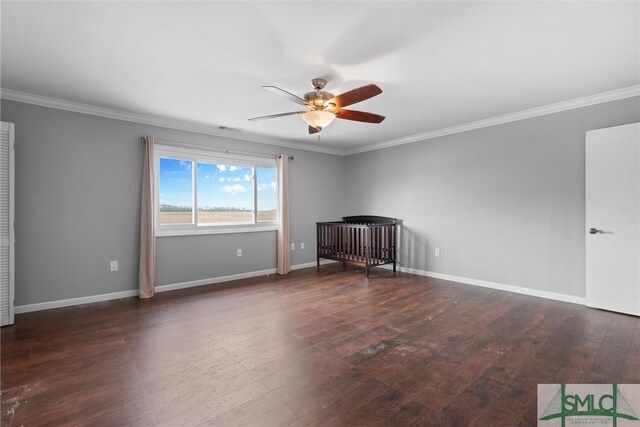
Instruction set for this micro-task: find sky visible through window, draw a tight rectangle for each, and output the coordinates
[256,167,277,212]
[159,158,193,208]
[159,158,276,212]
[198,162,253,210]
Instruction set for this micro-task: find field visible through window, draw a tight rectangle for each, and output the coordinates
[160,210,276,224]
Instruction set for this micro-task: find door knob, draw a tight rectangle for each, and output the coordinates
[588,228,603,234]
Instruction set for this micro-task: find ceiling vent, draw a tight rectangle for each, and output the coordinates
[217,125,241,132]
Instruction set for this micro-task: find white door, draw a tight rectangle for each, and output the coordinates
[586,122,640,316]
[0,122,15,326]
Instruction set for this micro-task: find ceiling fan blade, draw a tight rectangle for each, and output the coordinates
[248,111,307,121]
[333,109,385,123]
[262,86,309,106]
[308,125,321,134]
[330,84,382,108]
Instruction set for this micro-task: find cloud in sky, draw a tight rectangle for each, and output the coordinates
[217,165,226,172]
[229,166,239,172]
[258,181,277,191]
[220,184,248,195]
[218,177,225,182]
[244,174,252,181]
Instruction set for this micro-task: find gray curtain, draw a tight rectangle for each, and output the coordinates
[139,136,156,298]
[277,155,290,274]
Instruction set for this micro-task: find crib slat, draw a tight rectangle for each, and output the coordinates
[370,226,375,264]
[355,227,360,261]
[378,226,382,263]
[333,225,337,255]
[380,226,384,262]
[357,227,361,262]
[353,227,357,261]
[376,226,380,263]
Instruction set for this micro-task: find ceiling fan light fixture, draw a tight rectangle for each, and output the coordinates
[301,110,336,129]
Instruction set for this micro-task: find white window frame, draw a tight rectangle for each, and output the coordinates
[154,144,278,237]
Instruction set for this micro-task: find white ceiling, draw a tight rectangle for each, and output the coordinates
[1,1,639,153]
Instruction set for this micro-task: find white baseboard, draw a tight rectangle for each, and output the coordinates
[380,264,585,305]
[154,267,278,293]
[13,289,139,314]
[291,259,338,271]
[13,260,337,314]
[453,274,585,305]
[13,261,585,314]
[387,265,454,281]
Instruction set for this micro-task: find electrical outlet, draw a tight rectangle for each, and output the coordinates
[291,243,295,251]
[435,248,441,257]
[110,261,118,272]
[300,242,305,250]
[237,249,242,257]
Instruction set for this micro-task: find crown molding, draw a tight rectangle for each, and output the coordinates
[345,85,640,155]
[3,85,638,157]
[0,88,346,156]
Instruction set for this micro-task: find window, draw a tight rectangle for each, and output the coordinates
[256,166,277,221]
[159,158,194,225]
[155,144,278,236]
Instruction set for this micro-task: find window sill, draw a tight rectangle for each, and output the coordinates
[156,224,278,237]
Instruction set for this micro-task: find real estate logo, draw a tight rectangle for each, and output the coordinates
[538,384,640,426]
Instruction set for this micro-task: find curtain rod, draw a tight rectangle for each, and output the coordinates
[151,137,294,160]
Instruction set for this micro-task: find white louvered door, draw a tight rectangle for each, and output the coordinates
[1,122,15,326]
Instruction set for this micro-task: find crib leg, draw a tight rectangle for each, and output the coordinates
[393,262,396,272]
[317,257,320,271]
[366,266,369,278]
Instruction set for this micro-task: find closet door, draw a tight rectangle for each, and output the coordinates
[1,122,15,326]
[586,122,640,316]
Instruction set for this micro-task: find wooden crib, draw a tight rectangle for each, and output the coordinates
[316,215,398,277]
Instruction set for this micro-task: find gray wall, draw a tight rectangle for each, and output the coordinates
[4,96,639,306]
[344,97,640,298]
[1,100,345,306]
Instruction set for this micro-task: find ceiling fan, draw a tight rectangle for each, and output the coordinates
[248,78,385,135]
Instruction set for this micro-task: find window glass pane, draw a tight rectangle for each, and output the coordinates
[256,167,277,222]
[159,158,194,225]
[197,162,253,224]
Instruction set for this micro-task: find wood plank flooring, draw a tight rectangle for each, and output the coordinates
[1,264,638,426]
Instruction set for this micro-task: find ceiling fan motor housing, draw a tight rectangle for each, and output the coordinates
[304,91,334,108]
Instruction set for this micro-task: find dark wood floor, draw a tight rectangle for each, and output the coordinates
[1,265,638,426]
